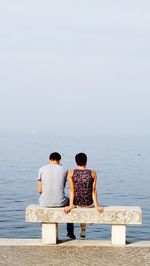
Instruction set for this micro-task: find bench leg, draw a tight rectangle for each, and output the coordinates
[111,225,126,245]
[42,223,58,244]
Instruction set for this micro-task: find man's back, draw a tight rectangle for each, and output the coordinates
[38,164,68,207]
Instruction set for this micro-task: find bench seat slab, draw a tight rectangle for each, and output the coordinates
[26,205,142,225]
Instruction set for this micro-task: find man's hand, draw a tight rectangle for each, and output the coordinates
[64,206,73,214]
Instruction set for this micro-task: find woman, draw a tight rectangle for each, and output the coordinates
[64,152,104,238]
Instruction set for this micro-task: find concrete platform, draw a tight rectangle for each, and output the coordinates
[0,239,150,266]
[0,238,150,247]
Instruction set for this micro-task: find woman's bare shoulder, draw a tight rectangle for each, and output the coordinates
[91,170,97,178]
[68,169,74,176]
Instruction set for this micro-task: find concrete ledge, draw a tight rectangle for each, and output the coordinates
[1,239,150,265]
[26,205,142,224]
[0,239,150,247]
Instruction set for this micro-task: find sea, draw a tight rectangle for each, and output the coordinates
[0,132,150,243]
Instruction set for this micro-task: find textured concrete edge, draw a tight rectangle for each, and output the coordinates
[0,239,150,247]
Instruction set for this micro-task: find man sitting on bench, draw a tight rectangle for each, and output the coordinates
[38,152,75,239]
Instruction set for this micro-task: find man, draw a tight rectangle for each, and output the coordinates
[38,152,75,239]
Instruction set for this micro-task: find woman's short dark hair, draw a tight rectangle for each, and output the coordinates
[75,153,87,166]
[49,152,61,161]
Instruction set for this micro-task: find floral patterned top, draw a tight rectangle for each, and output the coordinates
[72,169,93,206]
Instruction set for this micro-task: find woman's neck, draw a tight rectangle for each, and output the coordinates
[77,165,86,170]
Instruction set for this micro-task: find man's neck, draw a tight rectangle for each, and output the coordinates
[49,160,60,165]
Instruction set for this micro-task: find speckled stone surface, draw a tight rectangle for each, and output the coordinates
[0,241,150,266]
[26,205,142,224]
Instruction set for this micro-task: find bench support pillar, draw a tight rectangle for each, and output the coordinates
[42,223,58,244]
[111,225,126,245]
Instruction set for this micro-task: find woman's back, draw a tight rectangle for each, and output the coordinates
[72,169,93,207]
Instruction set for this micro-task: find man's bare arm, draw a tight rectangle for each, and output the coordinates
[38,180,42,194]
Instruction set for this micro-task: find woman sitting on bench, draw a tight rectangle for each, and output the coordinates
[64,152,104,239]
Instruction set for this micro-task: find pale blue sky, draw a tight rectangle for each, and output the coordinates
[0,0,150,135]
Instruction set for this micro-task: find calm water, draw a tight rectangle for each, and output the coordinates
[0,133,150,242]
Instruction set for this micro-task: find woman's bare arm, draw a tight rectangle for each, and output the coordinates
[64,170,74,213]
[91,171,104,213]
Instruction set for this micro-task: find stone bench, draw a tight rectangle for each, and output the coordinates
[26,204,142,245]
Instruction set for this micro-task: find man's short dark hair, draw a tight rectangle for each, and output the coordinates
[49,152,61,161]
[75,153,87,166]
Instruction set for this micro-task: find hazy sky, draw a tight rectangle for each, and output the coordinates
[0,0,150,135]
